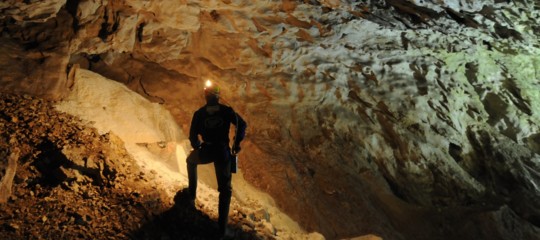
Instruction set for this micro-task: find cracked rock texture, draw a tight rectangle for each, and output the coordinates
[1,0,540,239]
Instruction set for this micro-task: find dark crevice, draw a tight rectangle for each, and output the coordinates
[136,22,145,42]
[138,78,165,104]
[382,175,407,202]
[210,10,220,21]
[503,77,532,116]
[482,92,508,126]
[98,9,120,42]
[112,13,120,35]
[393,16,415,29]
[86,54,102,70]
[23,41,40,50]
[494,23,524,41]
[464,62,482,92]
[448,143,463,163]
[479,5,498,22]
[410,63,428,95]
[98,9,110,41]
[444,7,480,28]
[65,0,81,33]
[88,54,101,63]
[386,0,441,25]
[400,32,409,50]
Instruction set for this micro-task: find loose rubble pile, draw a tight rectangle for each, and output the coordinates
[0,93,273,240]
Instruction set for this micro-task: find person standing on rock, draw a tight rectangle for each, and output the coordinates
[186,80,247,239]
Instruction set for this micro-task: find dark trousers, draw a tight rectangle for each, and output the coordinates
[186,146,232,234]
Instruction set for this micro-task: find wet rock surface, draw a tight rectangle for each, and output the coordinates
[0,93,273,240]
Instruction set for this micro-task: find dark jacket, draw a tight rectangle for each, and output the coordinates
[189,103,247,150]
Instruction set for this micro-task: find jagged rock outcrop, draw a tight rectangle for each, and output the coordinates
[1,1,539,239]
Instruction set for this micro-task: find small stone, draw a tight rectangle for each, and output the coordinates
[244,219,256,229]
[254,209,270,221]
[257,221,276,236]
[5,222,20,231]
[44,197,55,201]
[70,182,79,193]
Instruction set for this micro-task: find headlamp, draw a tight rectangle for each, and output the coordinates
[204,79,220,96]
[205,80,213,89]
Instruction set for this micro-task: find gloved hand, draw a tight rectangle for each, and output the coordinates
[232,143,241,155]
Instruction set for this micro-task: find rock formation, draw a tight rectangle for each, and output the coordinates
[1,0,539,239]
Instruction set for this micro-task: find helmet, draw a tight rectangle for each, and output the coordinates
[204,80,220,104]
[204,86,220,96]
[204,80,220,95]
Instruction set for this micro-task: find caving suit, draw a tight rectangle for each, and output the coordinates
[187,102,246,234]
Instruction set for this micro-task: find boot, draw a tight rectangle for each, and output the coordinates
[187,161,197,202]
[218,190,232,237]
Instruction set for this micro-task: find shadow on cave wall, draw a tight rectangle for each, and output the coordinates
[131,189,261,240]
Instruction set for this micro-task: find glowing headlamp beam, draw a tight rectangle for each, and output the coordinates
[205,80,213,88]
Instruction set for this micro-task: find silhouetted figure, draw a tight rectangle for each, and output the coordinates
[187,81,246,239]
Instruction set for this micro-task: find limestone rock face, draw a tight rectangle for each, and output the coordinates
[0,0,73,99]
[1,0,540,239]
[0,0,66,22]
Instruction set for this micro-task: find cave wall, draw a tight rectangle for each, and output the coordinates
[1,0,540,239]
